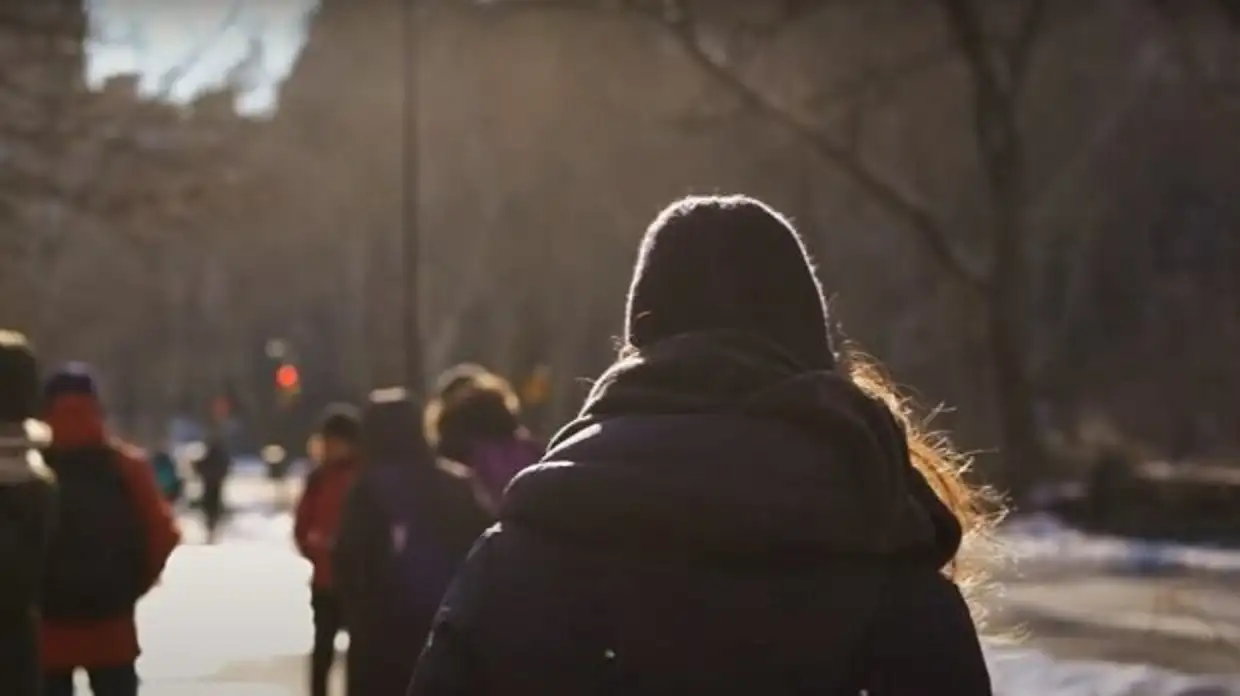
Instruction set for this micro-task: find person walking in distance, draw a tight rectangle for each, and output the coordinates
[193,422,230,543]
[40,365,181,696]
[294,405,363,696]
[0,331,58,696]
[411,195,997,695]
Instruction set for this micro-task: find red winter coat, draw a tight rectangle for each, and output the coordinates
[294,459,358,589]
[40,395,181,670]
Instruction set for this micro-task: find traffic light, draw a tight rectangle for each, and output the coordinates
[275,364,300,391]
[275,363,301,409]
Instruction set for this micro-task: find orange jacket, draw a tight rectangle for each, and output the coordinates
[294,459,358,589]
[40,396,181,669]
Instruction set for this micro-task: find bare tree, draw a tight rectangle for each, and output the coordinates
[461,0,1234,497]
[567,0,1047,498]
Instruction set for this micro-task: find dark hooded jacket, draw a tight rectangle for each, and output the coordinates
[333,396,489,696]
[411,332,992,696]
[0,425,57,696]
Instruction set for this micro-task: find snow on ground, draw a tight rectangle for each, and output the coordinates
[986,645,1240,696]
[1004,513,1240,576]
[136,542,312,682]
[992,514,1240,694]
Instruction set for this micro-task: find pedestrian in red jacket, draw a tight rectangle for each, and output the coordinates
[40,365,180,696]
[294,404,362,696]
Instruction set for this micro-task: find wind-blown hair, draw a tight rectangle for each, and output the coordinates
[842,348,1005,624]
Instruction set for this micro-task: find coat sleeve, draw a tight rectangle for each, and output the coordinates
[859,570,993,696]
[293,468,321,559]
[117,449,182,592]
[408,528,497,696]
[332,474,381,630]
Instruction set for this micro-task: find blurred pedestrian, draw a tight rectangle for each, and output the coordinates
[411,195,997,695]
[426,366,543,515]
[0,331,58,696]
[149,442,183,506]
[192,422,230,543]
[294,404,363,696]
[334,388,489,696]
[40,364,180,696]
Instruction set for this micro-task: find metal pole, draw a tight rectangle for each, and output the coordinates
[401,0,424,397]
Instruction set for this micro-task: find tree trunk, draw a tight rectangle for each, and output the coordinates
[977,83,1044,504]
[988,249,1042,503]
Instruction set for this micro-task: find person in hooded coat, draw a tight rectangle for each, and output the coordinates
[333,388,489,696]
[0,330,57,696]
[410,195,997,696]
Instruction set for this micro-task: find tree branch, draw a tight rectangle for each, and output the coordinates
[937,0,1005,105]
[638,0,988,291]
[1007,0,1049,92]
[30,5,248,333]
[732,0,839,46]
[1023,43,1159,228]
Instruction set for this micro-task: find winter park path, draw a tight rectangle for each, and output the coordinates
[112,468,1240,696]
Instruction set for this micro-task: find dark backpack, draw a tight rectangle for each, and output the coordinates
[366,466,459,622]
[41,447,147,621]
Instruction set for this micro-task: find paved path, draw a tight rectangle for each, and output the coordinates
[107,468,1240,694]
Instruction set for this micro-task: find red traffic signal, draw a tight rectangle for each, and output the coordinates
[275,364,300,390]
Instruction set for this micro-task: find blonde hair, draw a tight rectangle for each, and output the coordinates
[424,369,520,449]
[844,349,1005,624]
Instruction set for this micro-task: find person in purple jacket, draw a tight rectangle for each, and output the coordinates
[411,194,998,696]
[425,367,542,515]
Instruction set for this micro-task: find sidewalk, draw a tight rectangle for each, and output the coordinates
[138,653,344,696]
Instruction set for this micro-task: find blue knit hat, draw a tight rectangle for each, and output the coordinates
[43,362,99,402]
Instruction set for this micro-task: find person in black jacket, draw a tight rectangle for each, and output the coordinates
[0,330,57,696]
[193,425,230,544]
[333,388,488,696]
[411,195,998,696]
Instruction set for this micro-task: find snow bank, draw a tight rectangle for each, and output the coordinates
[986,644,1240,696]
[1004,513,1240,576]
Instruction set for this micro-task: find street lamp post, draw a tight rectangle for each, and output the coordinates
[401,0,424,397]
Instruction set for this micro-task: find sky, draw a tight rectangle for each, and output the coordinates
[86,0,318,116]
